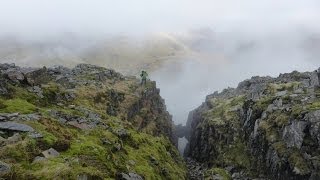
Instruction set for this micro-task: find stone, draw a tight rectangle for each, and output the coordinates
[42,148,60,158]
[69,105,76,109]
[211,174,224,180]
[33,156,47,163]
[0,80,8,95]
[24,67,51,86]
[0,136,6,146]
[115,128,129,139]
[294,88,304,94]
[64,91,76,101]
[276,90,287,97]
[253,119,261,138]
[150,156,159,166]
[273,98,283,108]
[67,121,90,130]
[113,143,122,151]
[6,133,22,144]
[0,113,19,120]
[29,132,43,139]
[306,110,320,146]
[310,71,320,87]
[101,138,112,145]
[128,160,136,166]
[28,86,44,98]
[117,172,143,180]
[0,122,34,132]
[0,63,15,70]
[266,104,276,113]
[6,70,25,82]
[18,113,41,121]
[282,120,308,149]
[0,161,10,176]
[0,116,6,121]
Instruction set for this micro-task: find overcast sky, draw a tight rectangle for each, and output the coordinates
[0,0,319,38]
[1,0,320,125]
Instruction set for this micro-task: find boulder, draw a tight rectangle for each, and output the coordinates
[24,67,51,86]
[282,120,308,149]
[6,70,25,82]
[42,148,60,158]
[0,122,34,132]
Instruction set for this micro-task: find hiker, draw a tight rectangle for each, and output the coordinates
[140,70,148,85]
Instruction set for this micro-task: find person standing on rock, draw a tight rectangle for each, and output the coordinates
[140,70,148,86]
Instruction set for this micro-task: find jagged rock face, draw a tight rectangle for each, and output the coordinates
[0,63,186,179]
[186,68,320,179]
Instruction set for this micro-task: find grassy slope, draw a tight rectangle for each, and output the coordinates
[0,74,186,179]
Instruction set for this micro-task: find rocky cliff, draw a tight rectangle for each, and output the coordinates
[186,69,320,179]
[0,63,186,179]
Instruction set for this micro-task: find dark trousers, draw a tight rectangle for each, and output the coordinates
[141,78,147,85]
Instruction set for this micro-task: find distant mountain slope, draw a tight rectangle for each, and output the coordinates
[0,33,192,75]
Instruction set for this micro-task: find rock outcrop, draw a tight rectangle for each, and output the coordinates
[186,69,320,179]
[0,63,186,179]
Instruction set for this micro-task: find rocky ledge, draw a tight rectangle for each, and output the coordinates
[0,63,186,179]
[185,68,320,179]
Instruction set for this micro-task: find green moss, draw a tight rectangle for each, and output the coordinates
[230,95,245,107]
[307,101,320,111]
[205,168,231,180]
[259,121,279,143]
[272,141,288,157]
[267,82,300,95]
[288,150,310,175]
[0,98,36,114]
[254,96,274,110]
[0,138,40,163]
[204,96,244,127]
[223,140,251,170]
[126,131,186,179]
[6,85,39,104]
[273,113,290,127]
[292,105,304,118]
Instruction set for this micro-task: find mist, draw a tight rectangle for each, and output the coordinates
[0,0,320,125]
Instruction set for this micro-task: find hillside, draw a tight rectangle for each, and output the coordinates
[185,69,320,179]
[0,63,186,179]
[0,33,191,76]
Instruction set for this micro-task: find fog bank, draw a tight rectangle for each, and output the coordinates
[0,0,320,125]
